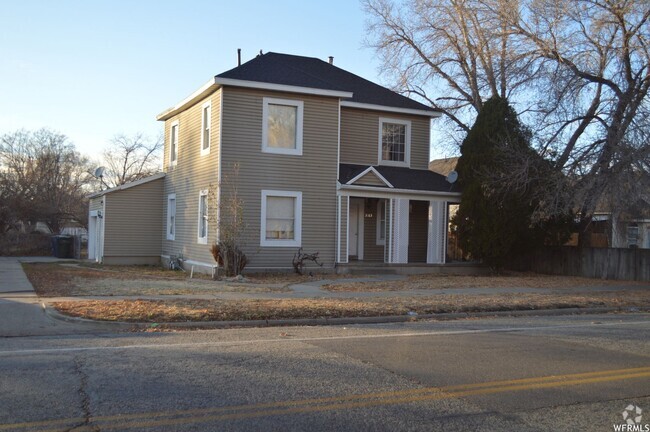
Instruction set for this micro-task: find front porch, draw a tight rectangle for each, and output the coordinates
[337,195,457,266]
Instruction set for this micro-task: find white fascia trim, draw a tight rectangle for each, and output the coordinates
[339,184,461,201]
[260,190,302,247]
[345,166,394,188]
[378,117,411,168]
[341,101,441,118]
[262,97,304,156]
[217,89,223,242]
[215,77,353,98]
[87,172,166,199]
[200,100,211,156]
[157,78,218,121]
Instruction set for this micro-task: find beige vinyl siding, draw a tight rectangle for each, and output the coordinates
[353,172,388,187]
[340,107,430,169]
[408,200,429,263]
[363,204,384,261]
[221,87,339,270]
[89,198,103,212]
[162,89,221,267]
[102,178,164,262]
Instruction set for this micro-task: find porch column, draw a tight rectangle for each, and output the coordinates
[390,198,409,263]
[337,195,349,263]
[427,201,447,264]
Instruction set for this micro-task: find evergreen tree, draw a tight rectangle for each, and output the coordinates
[454,96,539,270]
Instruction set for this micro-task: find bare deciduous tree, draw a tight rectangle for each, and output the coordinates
[365,0,650,245]
[101,132,162,188]
[209,163,249,277]
[363,0,533,143]
[0,129,92,233]
[505,0,650,243]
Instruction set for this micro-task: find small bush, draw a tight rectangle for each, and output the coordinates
[211,242,248,277]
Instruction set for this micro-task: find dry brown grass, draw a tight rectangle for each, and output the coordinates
[52,290,650,322]
[23,263,290,296]
[324,273,648,292]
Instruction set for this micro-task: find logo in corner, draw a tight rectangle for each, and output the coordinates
[623,405,643,426]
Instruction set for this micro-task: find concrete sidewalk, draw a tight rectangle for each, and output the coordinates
[0,257,120,337]
[0,257,38,296]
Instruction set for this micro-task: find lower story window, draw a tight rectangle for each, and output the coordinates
[198,190,208,244]
[261,190,302,247]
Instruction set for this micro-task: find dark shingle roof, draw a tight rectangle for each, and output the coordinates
[340,164,461,193]
[217,52,437,113]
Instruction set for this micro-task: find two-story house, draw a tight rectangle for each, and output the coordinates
[87,52,461,272]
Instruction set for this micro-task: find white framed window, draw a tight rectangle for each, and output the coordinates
[169,120,179,166]
[260,190,302,247]
[627,224,639,248]
[201,101,211,156]
[167,194,176,241]
[376,199,386,245]
[197,190,208,244]
[378,117,411,167]
[262,97,303,156]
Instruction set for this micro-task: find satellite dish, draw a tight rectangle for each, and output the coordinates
[446,170,458,184]
[94,166,105,178]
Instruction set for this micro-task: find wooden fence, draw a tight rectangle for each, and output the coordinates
[510,247,650,282]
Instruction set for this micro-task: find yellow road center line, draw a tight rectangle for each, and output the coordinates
[88,370,650,431]
[3,366,649,431]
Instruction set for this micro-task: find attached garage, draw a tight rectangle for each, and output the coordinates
[87,173,165,265]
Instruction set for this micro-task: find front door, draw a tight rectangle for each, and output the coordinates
[348,199,364,259]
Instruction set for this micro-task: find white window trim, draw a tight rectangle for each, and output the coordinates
[167,194,176,241]
[197,190,208,244]
[377,117,411,167]
[260,190,302,247]
[169,120,179,167]
[376,199,386,245]
[200,101,211,156]
[262,97,304,156]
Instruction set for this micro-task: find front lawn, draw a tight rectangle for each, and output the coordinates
[51,291,650,322]
[323,273,648,292]
[23,263,293,296]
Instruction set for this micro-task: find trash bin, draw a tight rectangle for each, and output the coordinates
[51,236,59,257]
[51,235,74,258]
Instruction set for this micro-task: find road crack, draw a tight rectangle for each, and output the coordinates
[66,356,100,432]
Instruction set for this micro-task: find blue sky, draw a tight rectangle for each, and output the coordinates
[1,1,445,161]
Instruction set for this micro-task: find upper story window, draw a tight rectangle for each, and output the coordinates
[169,120,179,166]
[197,190,208,244]
[260,190,302,247]
[378,117,411,167]
[262,97,303,156]
[201,101,211,156]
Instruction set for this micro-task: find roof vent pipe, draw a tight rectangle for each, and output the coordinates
[328,56,334,65]
[237,48,241,66]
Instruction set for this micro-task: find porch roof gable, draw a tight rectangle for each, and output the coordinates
[339,164,461,193]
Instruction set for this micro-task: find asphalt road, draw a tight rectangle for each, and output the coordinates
[0,313,649,431]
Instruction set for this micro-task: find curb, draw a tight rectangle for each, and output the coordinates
[42,303,648,330]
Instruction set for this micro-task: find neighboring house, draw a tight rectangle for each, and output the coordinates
[87,173,164,264]
[89,52,461,271]
[428,157,459,177]
[587,198,650,249]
